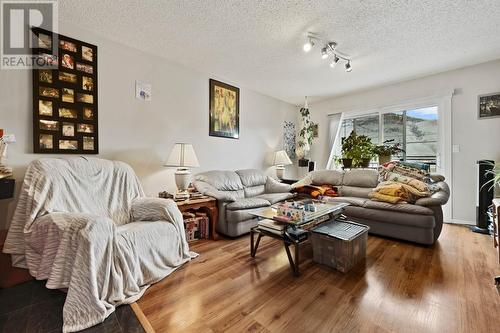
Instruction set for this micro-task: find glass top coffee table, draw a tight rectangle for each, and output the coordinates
[248,201,348,276]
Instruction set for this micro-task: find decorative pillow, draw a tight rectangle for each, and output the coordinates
[391,165,428,181]
[292,184,338,199]
[398,161,431,173]
[384,172,430,193]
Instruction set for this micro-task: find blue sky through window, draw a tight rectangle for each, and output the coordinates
[407,106,438,120]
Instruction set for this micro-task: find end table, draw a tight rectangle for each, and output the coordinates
[176,197,219,240]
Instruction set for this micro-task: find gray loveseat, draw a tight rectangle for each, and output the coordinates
[301,169,450,245]
[194,169,294,237]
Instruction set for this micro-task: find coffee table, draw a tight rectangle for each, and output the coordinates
[248,201,348,276]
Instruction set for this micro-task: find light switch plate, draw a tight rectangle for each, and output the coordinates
[452,144,460,153]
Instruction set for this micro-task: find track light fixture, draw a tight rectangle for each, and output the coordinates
[321,47,328,59]
[302,32,352,72]
[303,37,314,52]
[330,55,340,68]
[345,60,352,72]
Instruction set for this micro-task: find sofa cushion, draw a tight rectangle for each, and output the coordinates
[226,209,258,223]
[310,170,344,186]
[244,185,266,198]
[256,192,294,204]
[322,196,368,207]
[363,200,434,215]
[339,186,373,198]
[235,169,267,187]
[342,169,379,188]
[344,206,435,228]
[195,171,244,191]
[226,198,271,211]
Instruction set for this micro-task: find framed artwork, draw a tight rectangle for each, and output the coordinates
[283,121,296,160]
[478,92,500,119]
[32,27,98,154]
[209,79,239,139]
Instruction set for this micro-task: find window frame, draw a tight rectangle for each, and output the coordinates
[340,106,439,165]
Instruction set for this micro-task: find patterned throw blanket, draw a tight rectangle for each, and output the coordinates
[292,184,338,199]
[370,161,434,204]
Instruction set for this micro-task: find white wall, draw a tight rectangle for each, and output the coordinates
[307,59,500,224]
[0,23,296,229]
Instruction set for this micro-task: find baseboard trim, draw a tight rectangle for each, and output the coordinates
[130,302,155,333]
[448,219,474,225]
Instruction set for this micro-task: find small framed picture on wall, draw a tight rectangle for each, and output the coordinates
[478,92,500,119]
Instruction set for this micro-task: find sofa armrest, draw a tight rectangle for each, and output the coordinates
[265,177,292,193]
[193,181,235,202]
[131,197,183,223]
[415,183,450,207]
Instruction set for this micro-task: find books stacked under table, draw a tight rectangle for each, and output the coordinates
[182,211,210,241]
[257,219,309,241]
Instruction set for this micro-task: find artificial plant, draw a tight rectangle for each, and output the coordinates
[296,100,318,161]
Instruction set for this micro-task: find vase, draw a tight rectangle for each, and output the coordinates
[378,154,391,165]
[342,158,353,168]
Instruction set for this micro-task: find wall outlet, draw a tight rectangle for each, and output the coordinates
[452,144,460,153]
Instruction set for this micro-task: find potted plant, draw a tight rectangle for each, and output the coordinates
[341,131,375,168]
[355,134,376,168]
[340,132,356,168]
[296,104,318,166]
[483,161,500,197]
[373,139,405,165]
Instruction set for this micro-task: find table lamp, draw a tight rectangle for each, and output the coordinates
[272,150,292,179]
[165,143,200,200]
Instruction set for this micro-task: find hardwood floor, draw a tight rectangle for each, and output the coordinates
[137,224,500,333]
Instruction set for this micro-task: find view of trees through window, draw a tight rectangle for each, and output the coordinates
[340,106,438,165]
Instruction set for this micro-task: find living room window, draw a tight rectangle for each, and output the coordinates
[337,106,438,168]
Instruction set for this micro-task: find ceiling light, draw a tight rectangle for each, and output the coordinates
[303,38,314,52]
[330,55,340,68]
[345,61,352,72]
[321,47,328,59]
[301,33,353,72]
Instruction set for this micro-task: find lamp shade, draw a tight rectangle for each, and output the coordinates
[272,150,292,166]
[165,143,200,168]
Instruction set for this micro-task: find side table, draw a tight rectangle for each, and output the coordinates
[176,197,219,240]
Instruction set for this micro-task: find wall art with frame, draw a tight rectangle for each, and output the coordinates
[32,27,98,154]
[209,79,239,139]
[478,92,500,119]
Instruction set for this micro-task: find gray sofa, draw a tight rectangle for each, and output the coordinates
[301,169,450,245]
[194,169,294,237]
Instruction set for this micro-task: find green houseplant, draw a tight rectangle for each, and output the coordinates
[373,139,405,165]
[341,131,375,168]
[296,105,318,166]
[483,161,500,196]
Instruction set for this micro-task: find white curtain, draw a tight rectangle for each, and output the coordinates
[325,112,344,169]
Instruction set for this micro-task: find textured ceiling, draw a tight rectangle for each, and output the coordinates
[59,0,500,105]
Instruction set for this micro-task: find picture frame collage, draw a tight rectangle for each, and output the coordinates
[32,27,98,154]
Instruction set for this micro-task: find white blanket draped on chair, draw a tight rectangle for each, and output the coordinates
[3,157,196,332]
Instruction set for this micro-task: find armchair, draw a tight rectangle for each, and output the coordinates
[3,157,194,332]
